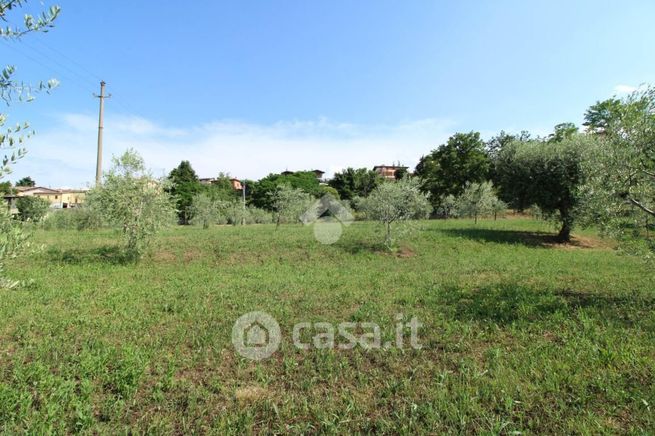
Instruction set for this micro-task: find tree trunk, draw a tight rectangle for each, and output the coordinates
[385,222,392,248]
[557,207,572,242]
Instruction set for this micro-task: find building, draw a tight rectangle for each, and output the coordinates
[4,186,88,214]
[373,165,408,180]
[199,177,243,191]
[230,178,242,191]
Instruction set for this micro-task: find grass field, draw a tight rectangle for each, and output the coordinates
[1,218,654,433]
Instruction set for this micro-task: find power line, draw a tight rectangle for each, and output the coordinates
[17,38,99,90]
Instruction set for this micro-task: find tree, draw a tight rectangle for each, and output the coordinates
[269,184,314,227]
[548,122,578,143]
[205,172,238,202]
[358,177,432,249]
[328,167,382,202]
[88,149,175,260]
[167,160,201,224]
[455,181,496,224]
[16,176,35,187]
[496,135,591,242]
[0,1,60,287]
[490,196,507,221]
[0,181,11,194]
[190,193,217,229]
[251,171,321,210]
[583,98,623,135]
[414,132,491,209]
[580,87,655,252]
[16,196,49,221]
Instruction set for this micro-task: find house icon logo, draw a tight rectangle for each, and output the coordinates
[231,311,281,361]
[301,194,355,244]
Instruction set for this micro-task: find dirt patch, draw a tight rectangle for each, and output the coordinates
[546,235,613,250]
[396,246,416,258]
[235,386,269,404]
[152,250,176,263]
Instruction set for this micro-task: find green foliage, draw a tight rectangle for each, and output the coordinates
[190,193,217,229]
[0,180,11,194]
[88,149,176,260]
[415,132,491,208]
[436,194,458,218]
[583,98,623,134]
[15,176,35,187]
[490,196,508,220]
[16,195,49,221]
[358,177,432,248]
[167,160,201,224]
[328,167,382,201]
[204,172,239,202]
[0,1,60,38]
[455,181,496,224]
[251,171,321,209]
[269,184,314,226]
[0,207,29,288]
[496,135,591,241]
[0,0,59,286]
[580,87,655,255]
[40,207,104,231]
[547,122,578,143]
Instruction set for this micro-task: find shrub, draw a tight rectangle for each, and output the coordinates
[16,196,50,222]
[41,207,104,231]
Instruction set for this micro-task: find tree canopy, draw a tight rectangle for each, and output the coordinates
[167,160,201,224]
[250,171,321,210]
[414,132,491,208]
[328,167,382,201]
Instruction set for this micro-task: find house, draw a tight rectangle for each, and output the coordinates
[230,178,243,191]
[199,177,243,191]
[373,165,408,180]
[3,186,88,214]
[199,177,216,185]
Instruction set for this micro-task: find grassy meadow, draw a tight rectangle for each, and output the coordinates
[1,218,654,433]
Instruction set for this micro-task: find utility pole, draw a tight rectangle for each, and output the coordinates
[241,180,246,225]
[94,81,110,186]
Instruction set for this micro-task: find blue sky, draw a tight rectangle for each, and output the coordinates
[3,0,655,187]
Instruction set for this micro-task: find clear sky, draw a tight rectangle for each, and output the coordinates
[2,0,655,187]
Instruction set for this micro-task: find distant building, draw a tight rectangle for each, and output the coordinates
[4,187,88,214]
[373,165,408,180]
[198,177,243,191]
[230,178,242,191]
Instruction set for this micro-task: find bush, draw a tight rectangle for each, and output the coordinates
[16,196,50,222]
[41,207,104,231]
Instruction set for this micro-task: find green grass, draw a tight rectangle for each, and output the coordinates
[1,218,654,433]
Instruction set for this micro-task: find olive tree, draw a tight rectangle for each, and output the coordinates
[359,177,432,249]
[0,1,59,287]
[580,87,655,254]
[190,193,217,229]
[88,149,176,260]
[455,181,495,224]
[496,135,591,242]
[269,184,314,227]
